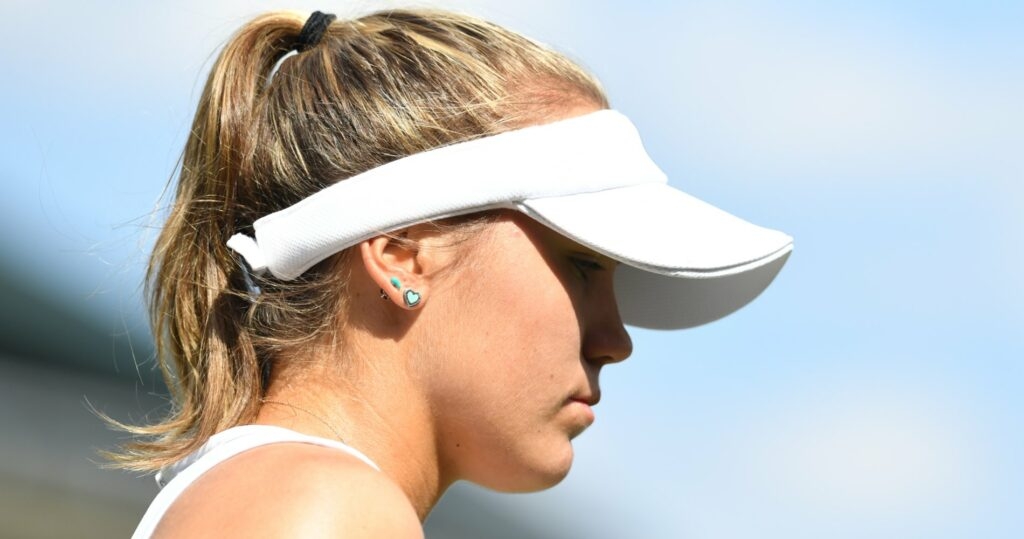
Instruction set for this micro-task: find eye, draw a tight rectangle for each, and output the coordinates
[570,256,605,281]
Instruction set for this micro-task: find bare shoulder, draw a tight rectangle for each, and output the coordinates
[154,442,424,538]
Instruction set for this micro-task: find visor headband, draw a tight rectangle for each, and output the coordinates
[227,109,666,280]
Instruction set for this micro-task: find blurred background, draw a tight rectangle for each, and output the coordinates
[1,0,1021,537]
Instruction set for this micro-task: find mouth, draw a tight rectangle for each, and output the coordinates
[566,397,597,430]
[569,392,600,407]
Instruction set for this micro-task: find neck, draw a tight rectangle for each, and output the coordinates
[256,339,449,521]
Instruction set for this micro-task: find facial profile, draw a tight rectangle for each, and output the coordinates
[399,210,632,492]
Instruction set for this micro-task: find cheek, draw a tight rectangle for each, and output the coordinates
[422,254,583,487]
[461,257,579,383]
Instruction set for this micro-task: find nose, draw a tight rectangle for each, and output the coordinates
[583,324,633,366]
[582,285,633,366]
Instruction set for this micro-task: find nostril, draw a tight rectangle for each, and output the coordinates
[583,326,633,365]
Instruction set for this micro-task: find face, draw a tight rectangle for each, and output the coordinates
[413,211,633,492]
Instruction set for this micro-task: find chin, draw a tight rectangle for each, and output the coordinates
[481,442,576,494]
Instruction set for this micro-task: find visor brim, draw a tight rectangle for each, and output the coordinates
[517,182,794,329]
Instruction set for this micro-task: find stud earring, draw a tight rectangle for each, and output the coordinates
[380,277,423,308]
[403,288,422,308]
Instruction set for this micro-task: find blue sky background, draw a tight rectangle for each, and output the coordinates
[1,1,1021,537]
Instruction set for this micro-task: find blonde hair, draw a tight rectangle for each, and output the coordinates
[109,9,608,472]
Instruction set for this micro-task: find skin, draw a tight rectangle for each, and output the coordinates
[154,108,633,537]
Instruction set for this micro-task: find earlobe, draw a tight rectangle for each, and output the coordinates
[376,276,425,310]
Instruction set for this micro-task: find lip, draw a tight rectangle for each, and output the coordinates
[570,392,600,407]
[567,392,599,424]
[567,398,596,426]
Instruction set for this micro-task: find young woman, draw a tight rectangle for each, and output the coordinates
[119,8,792,538]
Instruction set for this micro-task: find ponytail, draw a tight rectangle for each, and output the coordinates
[108,13,309,470]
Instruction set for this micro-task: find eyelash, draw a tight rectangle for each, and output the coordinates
[571,257,605,280]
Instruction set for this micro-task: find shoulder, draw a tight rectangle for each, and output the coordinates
[154,442,423,538]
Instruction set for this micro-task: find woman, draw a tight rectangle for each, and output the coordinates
[119,8,792,538]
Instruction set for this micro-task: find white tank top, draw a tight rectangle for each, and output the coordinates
[132,424,380,539]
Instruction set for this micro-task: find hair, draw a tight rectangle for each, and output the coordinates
[107,8,608,473]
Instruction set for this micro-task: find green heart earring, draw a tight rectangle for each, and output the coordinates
[403,289,422,308]
[379,277,423,308]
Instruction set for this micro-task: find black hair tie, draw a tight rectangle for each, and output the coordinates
[295,11,336,52]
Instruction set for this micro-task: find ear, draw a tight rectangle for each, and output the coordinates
[359,231,429,310]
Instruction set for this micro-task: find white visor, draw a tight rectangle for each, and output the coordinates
[227,110,793,329]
